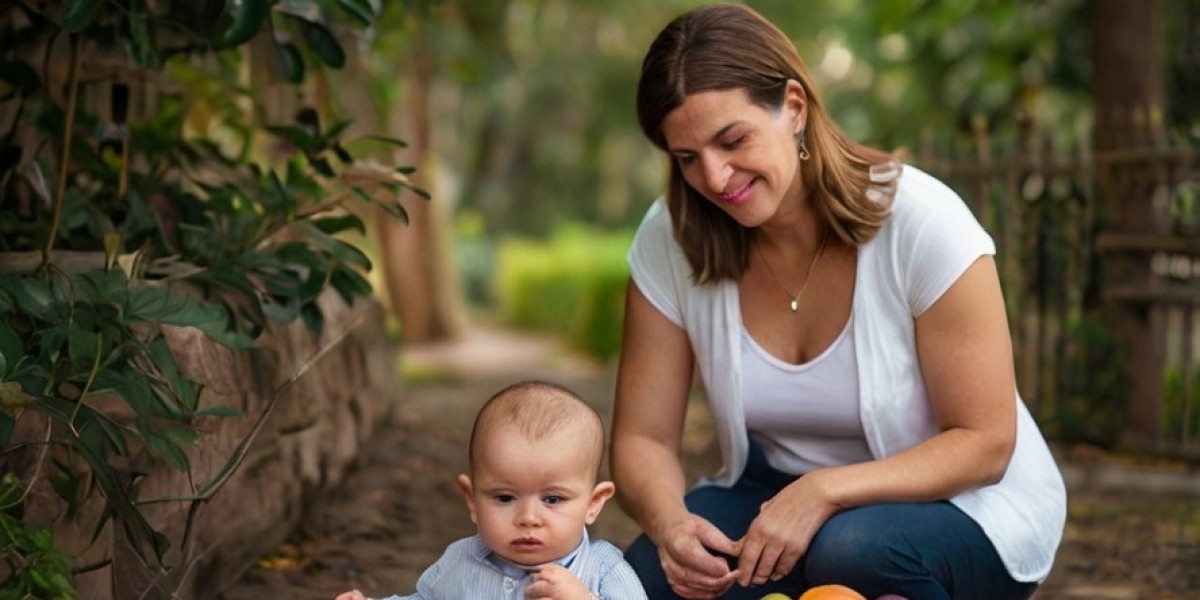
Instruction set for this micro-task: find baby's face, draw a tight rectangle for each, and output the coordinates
[458,427,611,567]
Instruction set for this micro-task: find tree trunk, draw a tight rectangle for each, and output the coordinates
[374,20,466,343]
[1093,0,1164,445]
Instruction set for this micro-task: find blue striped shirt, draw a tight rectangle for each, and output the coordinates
[377,530,647,600]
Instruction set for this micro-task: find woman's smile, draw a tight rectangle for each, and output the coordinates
[720,179,754,205]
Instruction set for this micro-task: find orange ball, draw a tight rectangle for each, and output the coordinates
[797,584,868,600]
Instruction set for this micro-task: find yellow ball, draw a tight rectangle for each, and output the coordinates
[758,595,792,600]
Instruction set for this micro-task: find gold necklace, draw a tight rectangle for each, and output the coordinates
[757,234,828,312]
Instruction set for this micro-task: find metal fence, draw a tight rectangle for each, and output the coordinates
[915,113,1200,457]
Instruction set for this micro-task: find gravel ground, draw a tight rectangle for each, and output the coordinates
[217,329,1200,600]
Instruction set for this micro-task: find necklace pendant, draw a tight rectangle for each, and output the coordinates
[789,299,799,312]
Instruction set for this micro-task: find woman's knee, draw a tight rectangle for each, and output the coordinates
[804,504,925,584]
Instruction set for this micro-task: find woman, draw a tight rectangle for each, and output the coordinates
[610,4,1066,600]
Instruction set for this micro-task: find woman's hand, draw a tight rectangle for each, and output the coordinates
[524,564,592,599]
[734,472,838,588]
[655,513,741,599]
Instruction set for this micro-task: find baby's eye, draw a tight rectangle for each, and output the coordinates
[542,494,565,506]
[492,494,516,504]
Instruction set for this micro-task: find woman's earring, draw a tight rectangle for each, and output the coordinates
[795,129,811,161]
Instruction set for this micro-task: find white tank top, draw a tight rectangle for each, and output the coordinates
[740,316,873,474]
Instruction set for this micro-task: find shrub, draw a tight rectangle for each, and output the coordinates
[493,225,632,361]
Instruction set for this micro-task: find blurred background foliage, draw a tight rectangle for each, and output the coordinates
[348,0,1195,359]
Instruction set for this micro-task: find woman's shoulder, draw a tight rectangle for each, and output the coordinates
[635,197,671,233]
[892,163,970,212]
[630,197,680,259]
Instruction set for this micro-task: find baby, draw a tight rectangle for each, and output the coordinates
[336,380,647,599]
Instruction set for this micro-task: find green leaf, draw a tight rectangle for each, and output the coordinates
[266,125,322,154]
[157,418,200,448]
[335,0,376,27]
[111,370,156,417]
[300,301,324,334]
[312,214,365,236]
[67,327,99,373]
[364,134,408,149]
[146,337,199,414]
[0,411,13,449]
[274,243,330,300]
[69,435,171,562]
[310,156,335,177]
[271,40,305,84]
[163,297,256,350]
[81,405,130,456]
[0,61,42,99]
[255,268,303,300]
[333,143,353,165]
[31,326,67,366]
[6,276,55,321]
[261,293,301,322]
[0,322,22,378]
[323,119,352,141]
[0,288,12,314]
[64,0,103,32]
[400,181,431,200]
[215,0,273,49]
[137,425,191,471]
[82,265,130,301]
[377,198,410,224]
[295,18,346,68]
[126,2,159,67]
[0,381,32,410]
[306,231,372,271]
[50,459,83,520]
[329,267,372,304]
[126,285,176,321]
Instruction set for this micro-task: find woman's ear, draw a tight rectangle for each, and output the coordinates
[584,481,616,525]
[457,474,479,525]
[785,79,809,134]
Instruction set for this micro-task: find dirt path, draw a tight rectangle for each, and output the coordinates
[218,328,1200,600]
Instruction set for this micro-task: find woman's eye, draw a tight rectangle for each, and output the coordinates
[721,136,745,150]
[676,155,696,166]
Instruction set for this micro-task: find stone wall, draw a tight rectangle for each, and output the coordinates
[6,293,396,600]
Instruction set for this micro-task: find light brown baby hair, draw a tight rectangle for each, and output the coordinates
[468,380,606,478]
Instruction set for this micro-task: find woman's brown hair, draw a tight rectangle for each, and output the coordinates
[636,3,897,283]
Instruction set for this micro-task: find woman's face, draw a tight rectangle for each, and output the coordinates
[661,85,806,228]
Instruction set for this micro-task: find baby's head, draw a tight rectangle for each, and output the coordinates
[457,381,615,567]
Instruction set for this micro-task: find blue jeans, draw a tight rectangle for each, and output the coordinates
[625,444,1038,600]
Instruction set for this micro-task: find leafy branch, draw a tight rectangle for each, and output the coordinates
[0,0,417,595]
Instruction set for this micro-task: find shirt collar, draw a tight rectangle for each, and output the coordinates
[472,529,590,579]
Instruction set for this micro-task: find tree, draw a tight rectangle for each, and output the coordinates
[1092,0,1167,445]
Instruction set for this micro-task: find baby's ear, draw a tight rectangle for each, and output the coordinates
[457,474,479,524]
[584,481,616,525]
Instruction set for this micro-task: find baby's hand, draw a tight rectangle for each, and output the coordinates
[335,590,368,600]
[523,563,593,599]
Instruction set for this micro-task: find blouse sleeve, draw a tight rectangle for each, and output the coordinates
[627,199,687,327]
[891,168,997,316]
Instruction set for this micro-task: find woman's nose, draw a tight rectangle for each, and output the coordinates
[701,154,731,194]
